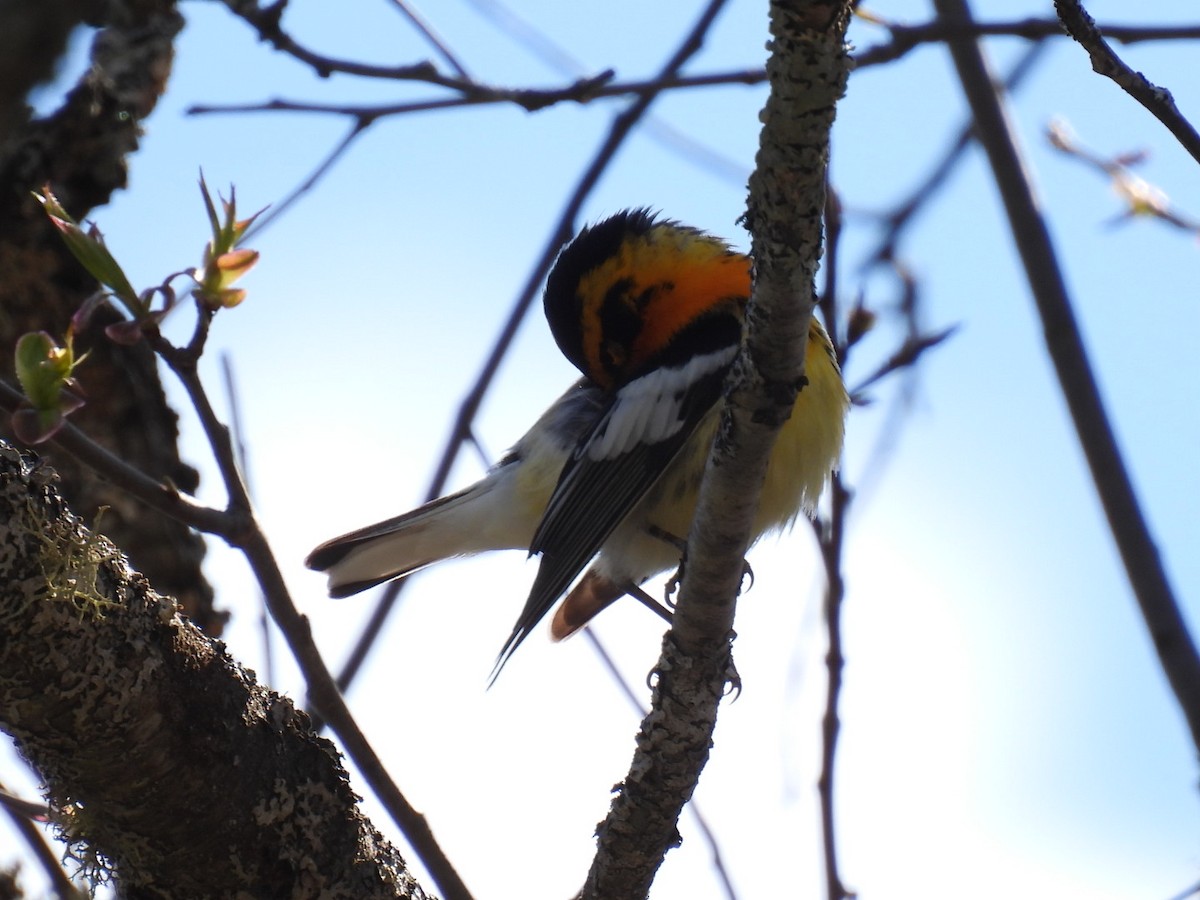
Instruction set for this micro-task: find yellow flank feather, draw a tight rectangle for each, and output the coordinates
[760,316,848,529]
[597,314,846,582]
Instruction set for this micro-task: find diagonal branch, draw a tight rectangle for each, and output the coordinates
[934,0,1200,757]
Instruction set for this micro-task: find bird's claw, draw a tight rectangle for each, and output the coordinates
[724,645,742,699]
[664,559,685,609]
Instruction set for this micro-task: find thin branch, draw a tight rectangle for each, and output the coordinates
[0,380,231,535]
[384,0,471,79]
[221,353,276,689]
[813,184,849,900]
[233,524,474,900]
[0,780,79,899]
[1053,0,1200,166]
[219,0,462,86]
[848,325,958,401]
[933,0,1200,756]
[188,16,1200,124]
[861,42,1048,270]
[1167,880,1200,900]
[818,162,953,900]
[461,0,747,184]
[245,119,371,240]
[814,473,850,900]
[1046,118,1200,233]
[855,16,1200,68]
[0,784,49,822]
[462,0,584,73]
[187,69,761,119]
[226,0,1200,88]
[843,260,947,509]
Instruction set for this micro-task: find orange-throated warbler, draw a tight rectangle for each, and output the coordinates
[307,209,849,677]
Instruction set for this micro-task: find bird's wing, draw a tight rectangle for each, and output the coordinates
[491,345,737,677]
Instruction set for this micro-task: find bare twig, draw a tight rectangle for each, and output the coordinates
[934,0,1200,756]
[225,0,1200,89]
[813,185,850,900]
[219,0,462,86]
[862,42,1047,270]
[0,379,230,534]
[848,325,958,402]
[1046,118,1200,233]
[189,16,1200,127]
[187,69,762,119]
[385,0,471,79]
[0,784,49,821]
[844,261,946,511]
[814,472,850,900]
[855,16,1200,68]
[461,0,581,73]
[245,119,371,239]
[461,0,746,184]
[1054,0,1200,166]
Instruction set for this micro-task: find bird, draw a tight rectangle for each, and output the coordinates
[306,209,849,678]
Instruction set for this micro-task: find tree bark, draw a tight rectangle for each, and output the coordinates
[0,443,428,898]
[0,0,222,634]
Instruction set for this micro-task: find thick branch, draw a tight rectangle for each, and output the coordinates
[0,443,428,898]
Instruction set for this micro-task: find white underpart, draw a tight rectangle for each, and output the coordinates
[587,345,736,460]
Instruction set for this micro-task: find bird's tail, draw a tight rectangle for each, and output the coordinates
[306,480,517,598]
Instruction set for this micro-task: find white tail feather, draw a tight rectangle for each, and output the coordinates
[308,466,537,598]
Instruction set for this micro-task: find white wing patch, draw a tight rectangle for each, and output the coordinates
[586,345,737,460]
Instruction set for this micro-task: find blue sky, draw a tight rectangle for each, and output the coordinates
[4,1,1199,897]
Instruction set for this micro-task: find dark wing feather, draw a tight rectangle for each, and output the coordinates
[490,348,735,680]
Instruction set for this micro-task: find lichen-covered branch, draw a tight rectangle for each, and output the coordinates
[581,2,853,897]
[0,443,427,899]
